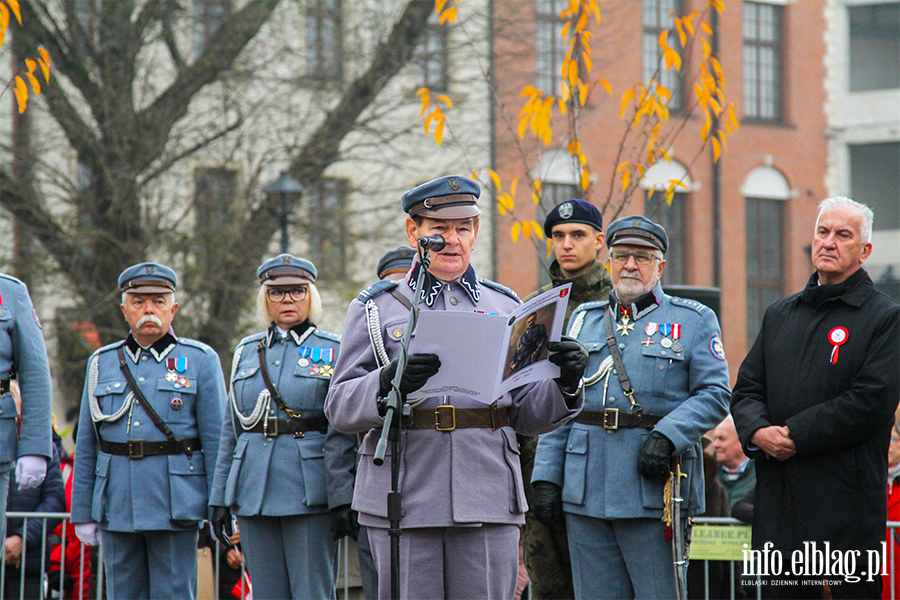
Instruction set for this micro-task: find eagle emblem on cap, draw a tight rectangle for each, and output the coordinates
[559,202,574,219]
[448,178,460,192]
[146,265,155,275]
[282,255,291,265]
[632,218,642,227]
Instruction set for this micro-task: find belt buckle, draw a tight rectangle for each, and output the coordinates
[266,417,279,437]
[603,408,619,431]
[127,440,145,459]
[434,405,456,431]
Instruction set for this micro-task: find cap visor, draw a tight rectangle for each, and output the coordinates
[124,285,174,294]
[418,205,482,219]
[263,275,313,286]
[609,235,663,251]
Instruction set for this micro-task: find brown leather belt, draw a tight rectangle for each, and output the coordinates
[247,416,328,437]
[99,437,201,459]
[575,408,663,431]
[408,404,509,431]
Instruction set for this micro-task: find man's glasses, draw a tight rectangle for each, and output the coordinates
[266,287,309,302]
[609,250,661,266]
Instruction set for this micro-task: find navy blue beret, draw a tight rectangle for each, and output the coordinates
[606,215,668,253]
[377,246,416,279]
[118,263,177,293]
[258,254,317,285]
[543,199,604,238]
[401,176,481,219]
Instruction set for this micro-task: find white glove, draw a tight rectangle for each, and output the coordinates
[75,523,101,547]
[15,455,47,490]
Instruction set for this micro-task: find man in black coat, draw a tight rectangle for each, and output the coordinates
[732,196,900,599]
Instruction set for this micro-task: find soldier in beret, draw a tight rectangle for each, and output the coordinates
[325,175,588,599]
[71,263,227,599]
[532,216,730,598]
[522,198,613,599]
[377,246,416,282]
[208,254,357,600]
[0,272,53,545]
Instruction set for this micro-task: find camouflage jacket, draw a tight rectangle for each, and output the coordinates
[526,259,613,326]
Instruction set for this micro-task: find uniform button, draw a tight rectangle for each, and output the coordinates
[114,383,121,388]
[659,365,665,371]
[613,369,618,375]
[567,444,573,450]
[450,296,459,306]
[606,429,615,435]
[105,386,111,392]
[269,409,275,415]
[238,371,245,377]
[141,355,148,361]
[661,350,667,356]
[393,329,402,338]
[609,397,616,404]
[274,360,281,366]
[676,353,681,357]
[138,377,145,383]
[189,466,195,472]
[134,421,141,427]
[618,343,625,350]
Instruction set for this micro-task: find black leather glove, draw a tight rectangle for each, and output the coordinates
[637,431,676,481]
[330,504,360,541]
[548,336,588,390]
[532,481,564,527]
[210,506,234,548]
[378,353,441,398]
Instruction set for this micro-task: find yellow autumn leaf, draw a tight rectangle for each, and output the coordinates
[566,60,578,85]
[511,222,521,242]
[576,11,588,31]
[509,176,519,200]
[13,76,27,113]
[701,22,713,36]
[532,220,544,239]
[0,26,5,47]
[718,130,728,152]
[658,30,668,49]
[665,183,675,205]
[25,58,35,73]
[616,161,629,174]
[437,94,453,108]
[660,147,671,163]
[581,168,590,190]
[727,105,739,131]
[561,21,570,39]
[434,120,445,145]
[558,97,567,115]
[523,220,532,238]
[423,113,434,133]
[621,168,630,190]
[675,18,686,46]
[598,78,611,95]
[488,169,502,191]
[668,179,688,190]
[439,6,457,24]
[711,0,725,14]
[470,170,479,180]
[578,81,588,105]
[546,238,554,258]
[436,0,447,14]
[620,89,634,119]
[0,4,8,33]
[712,137,721,162]
[663,47,681,71]
[25,72,40,95]
[6,0,20,25]
[517,118,528,138]
[581,50,593,74]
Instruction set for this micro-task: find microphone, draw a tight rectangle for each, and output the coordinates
[417,235,446,252]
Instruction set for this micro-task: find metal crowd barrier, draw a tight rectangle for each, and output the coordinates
[1,513,897,600]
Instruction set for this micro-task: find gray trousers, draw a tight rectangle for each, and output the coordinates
[567,513,678,599]
[368,524,519,600]
[237,513,337,600]
[102,529,199,599]
[358,525,379,599]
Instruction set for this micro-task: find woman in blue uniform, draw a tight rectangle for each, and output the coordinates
[208,254,356,600]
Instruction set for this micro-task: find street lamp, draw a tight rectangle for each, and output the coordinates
[264,170,304,254]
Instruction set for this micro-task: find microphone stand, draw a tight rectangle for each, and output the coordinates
[373,239,434,600]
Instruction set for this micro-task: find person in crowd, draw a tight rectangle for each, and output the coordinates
[209,254,357,600]
[521,198,612,600]
[325,175,587,599]
[732,197,899,599]
[532,215,731,599]
[711,415,756,512]
[0,271,53,544]
[71,262,227,599]
[883,421,900,600]
[376,246,416,282]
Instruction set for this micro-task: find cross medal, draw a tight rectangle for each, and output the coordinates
[616,314,635,336]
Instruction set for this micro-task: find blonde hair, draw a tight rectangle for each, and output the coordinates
[256,283,322,327]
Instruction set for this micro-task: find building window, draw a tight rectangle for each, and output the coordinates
[415,12,449,92]
[643,0,683,112]
[745,197,783,347]
[850,142,900,231]
[645,191,686,286]
[307,179,348,279]
[743,2,783,121]
[307,0,343,83]
[194,168,237,272]
[849,3,900,92]
[535,0,569,95]
[192,0,231,58]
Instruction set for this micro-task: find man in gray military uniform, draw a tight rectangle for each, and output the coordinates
[0,273,53,543]
[532,216,731,599]
[325,175,588,600]
[71,263,226,599]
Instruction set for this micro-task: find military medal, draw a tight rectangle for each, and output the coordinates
[165,372,178,382]
[616,314,635,336]
[171,397,183,410]
[660,338,673,348]
[828,326,848,364]
[299,346,311,367]
[311,365,334,378]
[321,348,334,364]
[311,347,323,363]
[642,323,658,347]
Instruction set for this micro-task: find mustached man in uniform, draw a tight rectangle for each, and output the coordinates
[71,263,226,599]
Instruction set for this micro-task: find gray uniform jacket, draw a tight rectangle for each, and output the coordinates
[209,325,356,516]
[324,265,583,529]
[533,285,731,519]
[0,274,52,470]
[71,333,226,531]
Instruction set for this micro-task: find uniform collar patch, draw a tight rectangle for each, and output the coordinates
[407,263,481,307]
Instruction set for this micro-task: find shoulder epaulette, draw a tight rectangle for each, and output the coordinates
[357,280,399,303]
[237,331,267,349]
[670,296,708,315]
[179,337,216,353]
[479,278,520,302]
[0,273,23,286]
[573,300,609,315]
[312,328,342,343]
[93,339,126,357]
